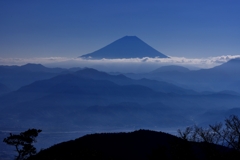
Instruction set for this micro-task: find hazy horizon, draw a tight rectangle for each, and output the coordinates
[0,54,240,72]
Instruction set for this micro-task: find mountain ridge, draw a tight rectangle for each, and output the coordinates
[125,58,240,92]
[74,68,196,95]
[27,129,235,160]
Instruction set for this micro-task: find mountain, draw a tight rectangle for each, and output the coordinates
[1,69,240,131]
[2,62,240,158]
[80,36,168,59]
[19,63,65,73]
[152,65,190,73]
[0,64,81,90]
[0,63,66,73]
[0,73,177,130]
[1,66,240,158]
[27,130,235,160]
[27,130,181,160]
[211,58,240,73]
[74,68,196,95]
[126,58,240,92]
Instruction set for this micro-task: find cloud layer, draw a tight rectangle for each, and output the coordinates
[1,55,240,72]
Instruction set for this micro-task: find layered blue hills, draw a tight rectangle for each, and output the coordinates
[126,58,240,92]
[80,36,168,59]
[1,62,240,157]
[1,66,240,131]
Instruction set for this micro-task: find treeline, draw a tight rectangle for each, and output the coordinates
[172,115,240,159]
[4,115,240,160]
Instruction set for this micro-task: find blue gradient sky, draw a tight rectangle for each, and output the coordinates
[0,0,240,59]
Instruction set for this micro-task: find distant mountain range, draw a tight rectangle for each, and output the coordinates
[73,68,196,95]
[0,63,240,132]
[0,69,192,130]
[0,64,81,90]
[126,58,240,92]
[80,36,168,59]
[1,61,240,158]
[151,65,190,73]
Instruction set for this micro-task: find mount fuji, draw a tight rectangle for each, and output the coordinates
[80,36,168,59]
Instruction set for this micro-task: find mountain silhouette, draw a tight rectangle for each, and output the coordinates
[28,129,234,160]
[0,64,81,90]
[126,58,240,92]
[20,63,65,73]
[74,68,196,94]
[0,72,190,130]
[210,58,240,74]
[80,36,168,59]
[152,65,190,73]
[27,130,180,160]
[1,67,240,131]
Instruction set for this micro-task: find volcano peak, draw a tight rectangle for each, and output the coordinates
[80,36,168,59]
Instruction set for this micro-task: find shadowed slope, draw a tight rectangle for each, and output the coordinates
[27,130,180,160]
[27,130,237,160]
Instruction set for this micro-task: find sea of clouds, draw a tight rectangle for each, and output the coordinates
[0,55,240,72]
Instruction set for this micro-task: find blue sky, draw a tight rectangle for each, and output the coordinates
[0,0,240,60]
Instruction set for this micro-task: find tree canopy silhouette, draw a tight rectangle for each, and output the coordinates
[178,115,240,150]
[178,115,240,159]
[3,128,42,160]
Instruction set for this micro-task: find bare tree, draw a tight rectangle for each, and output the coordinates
[178,115,240,151]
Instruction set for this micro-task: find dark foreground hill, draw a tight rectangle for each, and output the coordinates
[28,130,239,160]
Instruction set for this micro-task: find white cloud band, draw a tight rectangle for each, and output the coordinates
[0,55,240,72]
